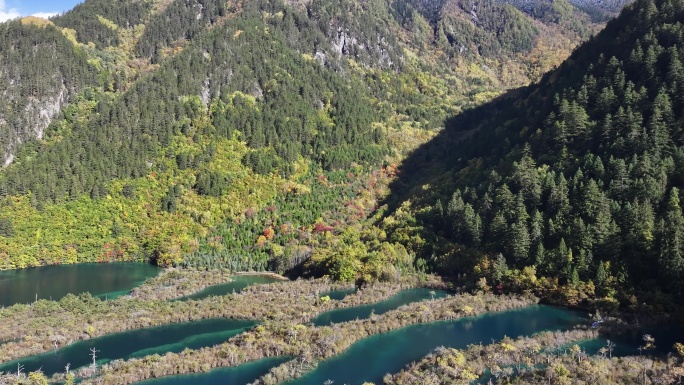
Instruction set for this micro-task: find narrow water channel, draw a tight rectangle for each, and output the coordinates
[312,288,449,326]
[289,305,586,385]
[0,318,256,377]
[174,275,283,301]
[579,323,684,357]
[318,288,355,301]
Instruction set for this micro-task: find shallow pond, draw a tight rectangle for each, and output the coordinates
[134,356,292,385]
[0,318,256,376]
[289,305,585,385]
[319,288,356,301]
[175,275,283,301]
[579,323,684,357]
[311,288,449,326]
[0,263,159,307]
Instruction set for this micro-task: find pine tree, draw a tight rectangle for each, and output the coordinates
[666,46,684,95]
[648,89,673,156]
[659,188,684,294]
[511,148,541,207]
[595,260,609,296]
[492,253,509,283]
[508,205,531,265]
[462,204,483,246]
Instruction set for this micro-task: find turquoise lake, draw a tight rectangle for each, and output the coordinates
[175,275,283,301]
[289,305,586,385]
[0,263,159,307]
[0,318,256,376]
[319,288,356,301]
[580,324,684,356]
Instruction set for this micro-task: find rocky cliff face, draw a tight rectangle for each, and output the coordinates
[0,19,97,166]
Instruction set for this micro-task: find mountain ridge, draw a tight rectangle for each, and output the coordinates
[0,0,630,280]
[384,0,684,307]
[0,0,620,170]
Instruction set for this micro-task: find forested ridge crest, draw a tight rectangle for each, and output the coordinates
[386,0,684,308]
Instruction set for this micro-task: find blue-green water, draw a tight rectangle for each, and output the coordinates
[579,324,684,357]
[312,288,449,326]
[0,263,159,307]
[175,275,283,301]
[578,337,640,357]
[475,323,684,383]
[289,305,585,385]
[319,288,356,301]
[0,318,256,376]
[135,356,292,385]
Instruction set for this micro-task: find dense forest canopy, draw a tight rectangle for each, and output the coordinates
[0,20,98,167]
[0,0,647,307]
[7,1,684,383]
[52,0,155,49]
[1,0,389,204]
[388,0,684,308]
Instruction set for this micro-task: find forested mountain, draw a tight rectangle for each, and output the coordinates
[0,0,629,283]
[52,0,156,49]
[567,0,633,20]
[0,18,98,167]
[387,0,684,307]
[2,0,389,203]
[0,0,614,168]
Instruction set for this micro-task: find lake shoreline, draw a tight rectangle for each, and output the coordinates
[0,277,407,363]
[2,265,682,385]
[76,293,539,385]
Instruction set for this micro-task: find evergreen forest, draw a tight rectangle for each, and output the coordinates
[2,0,680,312]
[9,0,684,384]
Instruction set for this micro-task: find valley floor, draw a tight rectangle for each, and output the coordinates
[0,269,682,385]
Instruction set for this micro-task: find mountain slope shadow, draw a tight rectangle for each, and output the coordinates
[383,85,531,216]
[378,0,684,296]
[382,0,644,217]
